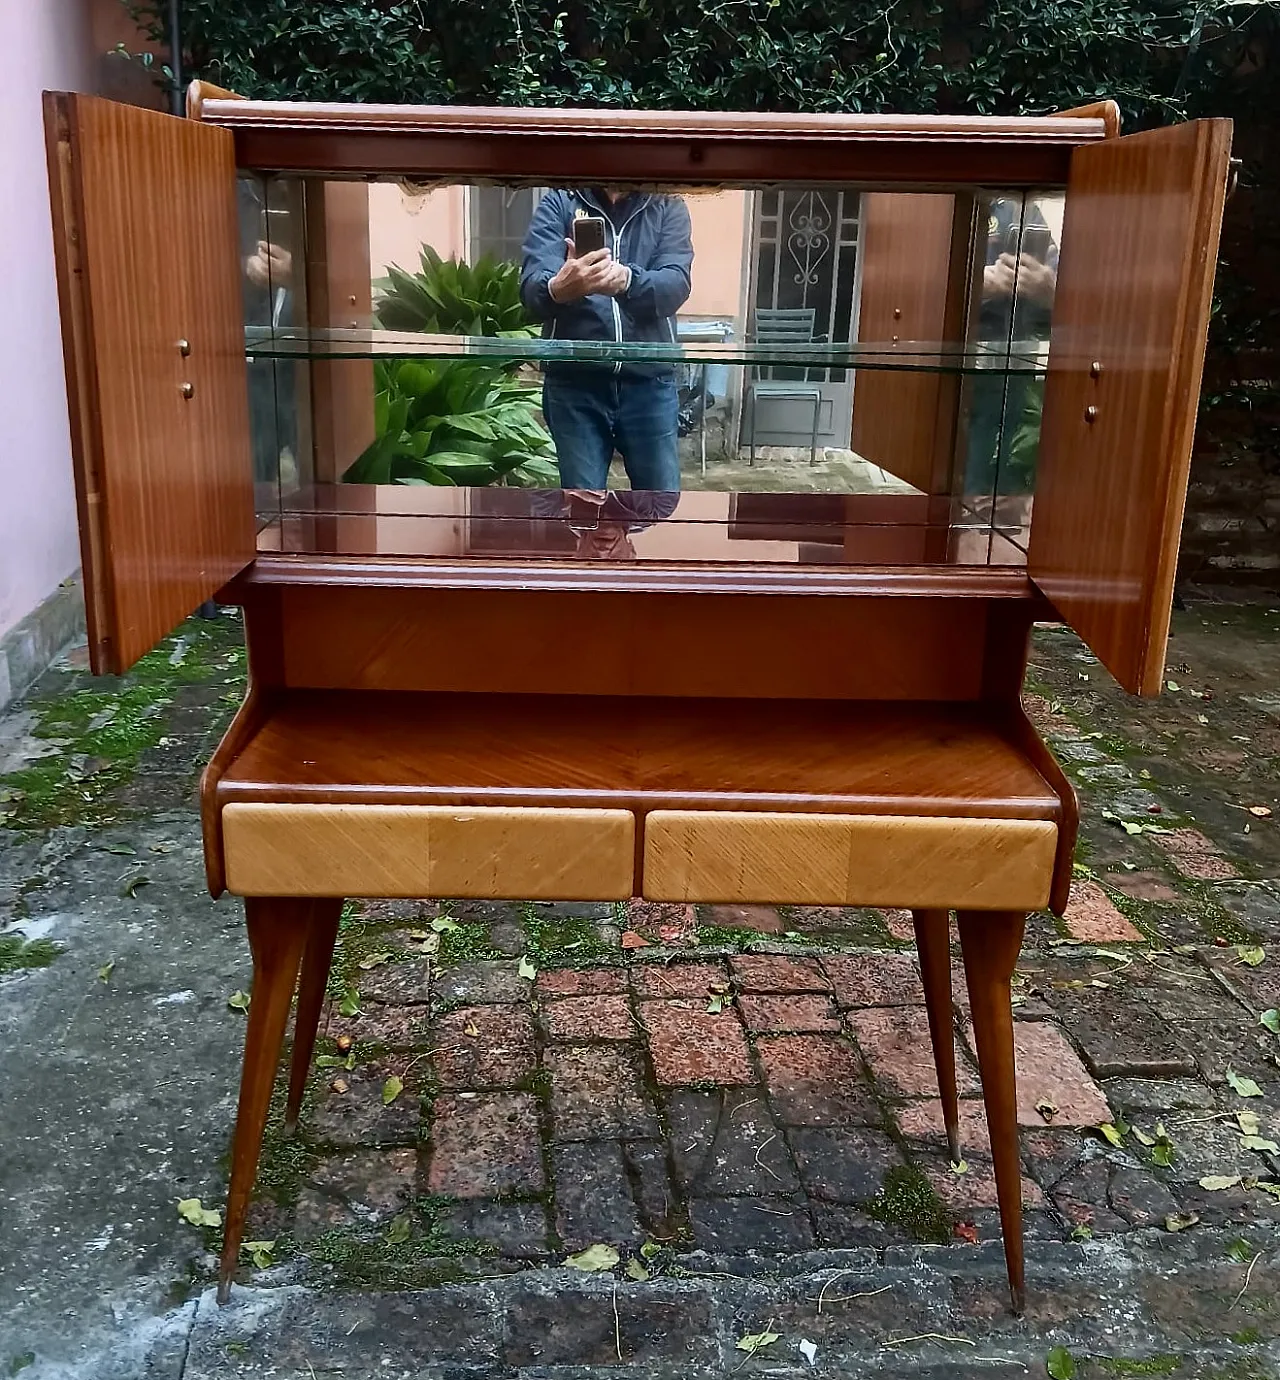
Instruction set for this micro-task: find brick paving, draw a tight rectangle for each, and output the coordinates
[4,600,1280,1375]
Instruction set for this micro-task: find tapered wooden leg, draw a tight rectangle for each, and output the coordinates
[912,908,960,1163]
[956,909,1027,1315]
[284,899,343,1134]
[218,897,310,1305]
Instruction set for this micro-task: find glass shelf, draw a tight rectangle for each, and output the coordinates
[244,327,1048,374]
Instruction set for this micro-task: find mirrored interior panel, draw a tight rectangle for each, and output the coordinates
[238,175,1066,566]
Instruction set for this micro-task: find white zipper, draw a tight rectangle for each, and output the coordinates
[608,197,649,374]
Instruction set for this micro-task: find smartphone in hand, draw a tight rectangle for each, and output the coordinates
[573,216,607,256]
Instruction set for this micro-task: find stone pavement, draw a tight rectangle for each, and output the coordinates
[2,597,1280,1378]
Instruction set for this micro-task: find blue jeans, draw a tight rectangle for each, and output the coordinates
[543,371,681,490]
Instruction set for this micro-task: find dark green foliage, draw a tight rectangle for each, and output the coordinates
[341,357,558,487]
[375,246,535,338]
[129,2,1271,124]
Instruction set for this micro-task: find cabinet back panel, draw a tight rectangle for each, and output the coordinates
[275,586,988,699]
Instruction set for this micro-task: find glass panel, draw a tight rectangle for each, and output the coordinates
[239,173,308,528]
[243,175,1062,568]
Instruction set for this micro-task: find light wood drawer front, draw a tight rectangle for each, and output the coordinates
[222,803,635,899]
[643,811,1056,910]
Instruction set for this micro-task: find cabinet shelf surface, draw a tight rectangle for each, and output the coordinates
[244,327,1047,374]
[216,691,1061,819]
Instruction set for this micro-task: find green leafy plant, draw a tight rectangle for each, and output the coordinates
[375,246,537,338]
[342,358,558,487]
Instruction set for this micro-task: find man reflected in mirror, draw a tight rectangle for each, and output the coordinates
[521,189,694,490]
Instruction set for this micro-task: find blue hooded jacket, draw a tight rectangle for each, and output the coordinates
[520,189,694,378]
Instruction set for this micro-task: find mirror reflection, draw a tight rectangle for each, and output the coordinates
[240,176,1064,565]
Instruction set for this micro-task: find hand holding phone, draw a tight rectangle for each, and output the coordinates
[572,216,606,257]
[549,218,628,302]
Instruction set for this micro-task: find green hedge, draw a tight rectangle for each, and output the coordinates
[131,1,1274,124]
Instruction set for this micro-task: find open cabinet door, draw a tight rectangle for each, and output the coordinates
[45,93,254,675]
[849,193,959,495]
[1029,120,1232,695]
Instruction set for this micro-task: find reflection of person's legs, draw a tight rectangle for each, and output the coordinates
[543,372,615,490]
[617,375,680,491]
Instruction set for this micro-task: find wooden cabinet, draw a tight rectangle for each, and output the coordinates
[43,86,1229,1311]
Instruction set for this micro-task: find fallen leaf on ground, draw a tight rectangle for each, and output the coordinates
[639,1239,661,1261]
[950,1159,968,1175]
[330,1077,349,1093]
[1237,1110,1262,1136]
[706,993,730,1014]
[464,1020,480,1037]
[241,1239,274,1268]
[1247,806,1273,819]
[97,961,115,984]
[119,873,150,898]
[1164,1212,1199,1232]
[1228,1238,1256,1262]
[177,1197,221,1228]
[338,990,361,1017]
[1035,1099,1058,1122]
[316,1052,355,1070]
[799,1339,818,1366]
[358,951,393,970]
[625,1259,649,1281]
[1047,1346,1077,1380]
[564,1243,620,1271]
[517,956,538,980]
[736,1329,781,1356]
[1200,1174,1244,1191]
[1261,1009,1280,1035]
[430,914,461,933]
[1236,945,1266,967]
[620,930,650,949]
[1098,1122,1125,1147]
[1257,1182,1280,1200]
[1241,1135,1280,1152]
[1227,1068,1264,1098]
[386,1213,411,1245]
[953,1221,979,1244]
[382,1075,404,1105]
[1132,1126,1155,1147]
[227,990,250,1012]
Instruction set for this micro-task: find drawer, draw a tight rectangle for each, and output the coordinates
[222,802,635,899]
[643,810,1056,910]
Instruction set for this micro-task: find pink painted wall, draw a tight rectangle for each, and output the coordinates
[369,182,468,279]
[0,0,96,639]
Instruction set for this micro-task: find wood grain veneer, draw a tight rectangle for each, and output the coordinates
[851,194,959,496]
[268,587,994,700]
[222,802,635,899]
[44,93,255,674]
[194,101,1105,185]
[212,692,1062,817]
[1029,119,1232,695]
[643,811,1056,909]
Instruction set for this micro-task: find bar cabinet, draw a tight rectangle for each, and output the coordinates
[43,83,1231,1307]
